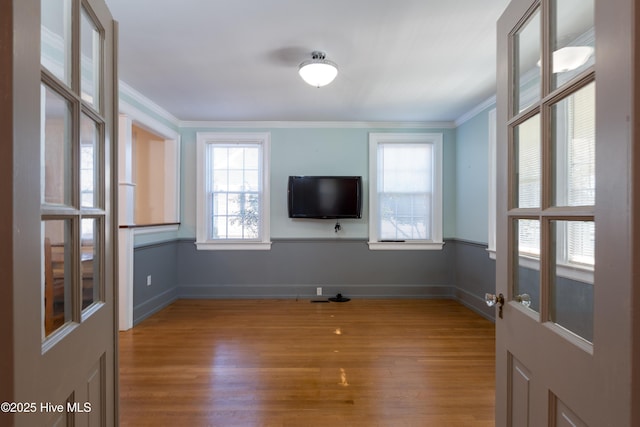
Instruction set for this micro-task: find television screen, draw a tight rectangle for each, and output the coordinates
[288,176,362,219]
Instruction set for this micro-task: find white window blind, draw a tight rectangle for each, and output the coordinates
[566,83,595,266]
[516,114,541,209]
[378,143,432,240]
[516,115,541,256]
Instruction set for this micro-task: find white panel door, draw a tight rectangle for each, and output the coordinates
[495,0,639,425]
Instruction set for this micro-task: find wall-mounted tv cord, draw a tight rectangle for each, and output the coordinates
[334,221,342,233]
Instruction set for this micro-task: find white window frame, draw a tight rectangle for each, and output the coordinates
[368,132,444,250]
[196,132,271,250]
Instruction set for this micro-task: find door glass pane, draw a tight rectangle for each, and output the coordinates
[41,0,71,85]
[549,220,594,342]
[513,219,540,313]
[42,84,73,207]
[81,7,101,109]
[43,219,72,337]
[551,82,595,206]
[551,0,595,90]
[514,8,541,114]
[513,114,541,208]
[81,218,100,310]
[80,114,100,208]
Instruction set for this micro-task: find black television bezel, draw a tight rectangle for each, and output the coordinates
[287,175,363,219]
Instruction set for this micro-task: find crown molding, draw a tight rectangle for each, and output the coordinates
[454,95,497,127]
[119,99,180,140]
[118,81,181,128]
[118,82,458,130]
[178,120,456,129]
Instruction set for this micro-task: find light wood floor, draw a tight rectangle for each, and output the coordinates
[119,299,495,426]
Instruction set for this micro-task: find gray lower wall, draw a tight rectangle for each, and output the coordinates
[516,264,593,342]
[176,239,455,299]
[453,240,497,321]
[132,238,592,338]
[133,240,179,325]
[132,238,496,324]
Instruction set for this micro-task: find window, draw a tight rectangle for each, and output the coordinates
[553,82,595,259]
[196,132,271,250]
[368,133,443,250]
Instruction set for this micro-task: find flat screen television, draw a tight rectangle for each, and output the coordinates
[288,176,362,219]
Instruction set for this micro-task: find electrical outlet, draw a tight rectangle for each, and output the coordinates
[146,275,152,286]
[317,287,322,296]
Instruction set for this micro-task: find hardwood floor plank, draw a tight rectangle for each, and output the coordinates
[119,299,495,426]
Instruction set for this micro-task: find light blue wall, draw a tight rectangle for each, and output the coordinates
[119,83,494,246]
[118,85,491,246]
[455,105,495,244]
[177,126,457,240]
[270,128,369,238]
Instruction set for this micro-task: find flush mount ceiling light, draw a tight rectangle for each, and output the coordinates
[298,51,338,87]
[537,46,594,73]
[551,46,594,73]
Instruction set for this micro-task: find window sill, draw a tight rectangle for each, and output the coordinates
[517,254,593,284]
[195,241,272,251]
[367,241,445,251]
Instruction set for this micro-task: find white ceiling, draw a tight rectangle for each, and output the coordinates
[105,0,510,123]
